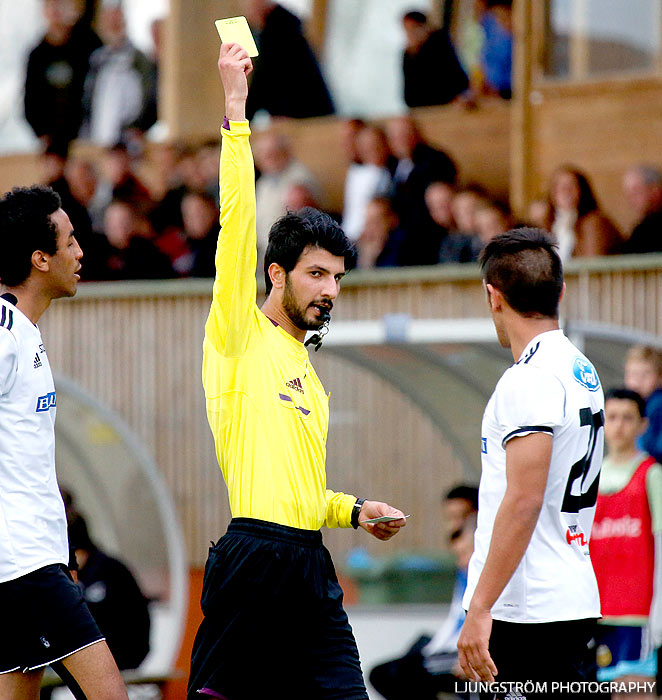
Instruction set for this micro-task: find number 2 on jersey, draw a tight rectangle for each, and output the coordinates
[561,408,605,514]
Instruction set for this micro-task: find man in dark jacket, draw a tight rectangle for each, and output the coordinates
[401,11,469,108]
[24,0,101,149]
[245,0,334,119]
[621,165,662,254]
[68,512,151,671]
[386,115,458,265]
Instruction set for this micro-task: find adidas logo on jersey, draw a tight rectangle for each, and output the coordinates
[286,377,304,393]
[34,353,42,369]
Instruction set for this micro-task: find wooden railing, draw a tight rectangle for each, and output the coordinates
[42,255,662,566]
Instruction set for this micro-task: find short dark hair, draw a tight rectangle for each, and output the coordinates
[479,227,563,319]
[605,387,647,418]
[263,208,357,294]
[0,185,62,287]
[445,484,479,511]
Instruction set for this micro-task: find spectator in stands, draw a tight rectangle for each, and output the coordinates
[455,0,487,95]
[545,166,622,261]
[527,196,549,230]
[474,198,512,250]
[148,142,182,203]
[590,389,662,697]
[401,11,469,108]
[81,5,157,147]
[342,125,393,241]
[65,157,98,212]
[340,118,367,167]
[369,486,479,700]
[40,141,99,279]
[253,130,319,260]
[621,165,662,254]
[180,190,219,278]
[244,0,334,119]
[420,181,456,265]
[66,508,151,671]
[24,0,101,150]
[148,16,165,85]
[96,199,174,281]
[284,183,319,213]
[94,142,153,221]
[425,182,455,232]
[151,144,208,237]
[355,197,406,269]
[196,139,222,204]
[443,484,479,533]
[155,188,220,278]
[386,115,457,259]
[480,0,513,98]
[624,345,662,465]
[451,184,488,238]
[430,183,478,264]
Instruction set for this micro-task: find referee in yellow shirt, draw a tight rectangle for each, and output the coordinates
[187,44,407,700]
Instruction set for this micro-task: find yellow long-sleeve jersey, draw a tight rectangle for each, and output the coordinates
[202,119,356,530]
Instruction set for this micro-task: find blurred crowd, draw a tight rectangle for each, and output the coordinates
[25,0,160,154]
[22,0,662,282]
[38,111,662,283]
[336,120,662,271]
[40,137,220,281]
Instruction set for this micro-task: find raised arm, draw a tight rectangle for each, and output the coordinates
[205,44,258,356]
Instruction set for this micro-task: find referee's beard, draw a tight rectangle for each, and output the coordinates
[283,275,332,332]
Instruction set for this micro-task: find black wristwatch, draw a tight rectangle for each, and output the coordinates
[351,498,366,529]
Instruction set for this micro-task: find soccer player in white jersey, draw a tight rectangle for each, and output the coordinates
[0,185,129,700]
[458,229,605,698]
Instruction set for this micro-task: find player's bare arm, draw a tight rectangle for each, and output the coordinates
[217,42,253,119]
[457,431,552,682]
[358,499,407,541]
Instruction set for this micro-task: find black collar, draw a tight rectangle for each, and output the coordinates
[0,293,17,306]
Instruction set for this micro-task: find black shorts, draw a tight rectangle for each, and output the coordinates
[480,618,602,700]
[188,518,367,700]
[0,564,104,674]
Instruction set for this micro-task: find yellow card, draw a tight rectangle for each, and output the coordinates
[215,16,259,57]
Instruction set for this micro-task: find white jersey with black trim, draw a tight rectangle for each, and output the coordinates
[0,296,68,583]
[464,329,604,623]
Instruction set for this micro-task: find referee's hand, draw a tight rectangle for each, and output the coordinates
[218,43,253,120]
[358,501,407,541]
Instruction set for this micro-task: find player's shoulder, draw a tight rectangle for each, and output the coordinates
[0,299,17,330]
[0,321,19,353]
[499,361,565,399]
[524,332,601,394]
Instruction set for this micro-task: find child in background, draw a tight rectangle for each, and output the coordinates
[591,388,662,699]
[625,345,662,464]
